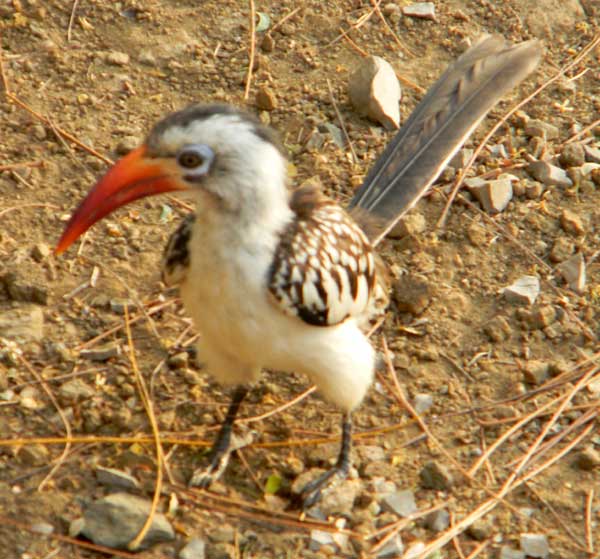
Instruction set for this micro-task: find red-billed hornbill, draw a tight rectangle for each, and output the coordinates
[56,35,540,508]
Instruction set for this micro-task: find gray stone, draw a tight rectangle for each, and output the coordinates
[106,51,130,66]
[467,178,513,213]
[413,393,434,414]
[549,237,575,263]
[520,533,549,558]
[402,2,436,20]
[556,253,586,293]
[425,509,450,532]
[528,160,573,187]
[584,144,600,163]
[381,490,417,517]
[560,209,585,236]
[79,343,121,361]
[467,518,493,541]
[388,211,426,239]
[419,461,453,490]
[376,534,404,558]
[559,143,585,167]
[349,56,401,130]
[502,276,540,305]
[574,446,600,470]
[355,445,386,463]
[450,148,473,169]
[179,538,206,559]
[80,492,174,550]
[31,243,51,262]
[96,466,140,490]
[58,379,95,403]
[30,522,55,535]
[524,119,559,140]
[318,479,362,517]
[0,305,44,342]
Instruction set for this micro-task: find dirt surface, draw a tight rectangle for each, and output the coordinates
[1,1,599,558]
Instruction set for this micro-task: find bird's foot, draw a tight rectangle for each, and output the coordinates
[188,427,256,490]
[295,465,349,510]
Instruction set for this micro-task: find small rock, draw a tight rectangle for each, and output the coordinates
[556,252,586,293]
[527,305,556,329]
[30,522,54,535]
[520,533,549,558]
[525,180,544,199]
[402,2,436,20]
[0,305,44,342]
[574,446,600,471]
[261,34,275,53]
[318,479,362,517]
[528,161,573,187]
[168,352,189,370]
[467,178,513,213]
[523,361,549,385]
[1,273,48,305]
[106,51,130,66]
[19,386,43,410]
[208,526,235,544]
[69,517,85,538]
[31,243,51,262]
[549,237,575,263]
[392,277,431,315]
[484,316,512,342]
[255,86,277,111]
[450,148,474,169]
[404,542,426,559]
[583,144,600,163]
[348,56,401,130]
[413,393,434,414]
[79,492,174,550]
[425,509,450,532]
[560,209,585,236]
[466,519,493,541]
[32,124,47,141]
[419,461,453,490]
[381,490,417,517]
[355,445,386,463]
[58,378,95,403]
[115,136,140,155]
[524,119,559,140]
[502,276,540,305]
[19,443,50,466]
[206,543,235,559]
[376,534,404,558]
[559,143,585,167]
[96,466,140,490]
[318,122,345,150]
[499,545,526,559]
[138,50,157,65]
[388,211,426,239]
[79,343,121,362]
[179,537,206,559]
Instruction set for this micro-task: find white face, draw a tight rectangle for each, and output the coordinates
[148,110,289,220]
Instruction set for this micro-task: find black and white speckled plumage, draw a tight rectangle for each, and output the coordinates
[267,185,376,326]
[162,212,195,286]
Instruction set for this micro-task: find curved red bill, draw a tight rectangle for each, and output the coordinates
[55,146,186,255]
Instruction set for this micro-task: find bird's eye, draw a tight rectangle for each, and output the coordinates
[176,144,215,177]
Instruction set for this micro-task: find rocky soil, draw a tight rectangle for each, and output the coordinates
[1,1,599,558]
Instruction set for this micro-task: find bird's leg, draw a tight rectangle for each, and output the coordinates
[297,412,353,509]
[189,385,249,488]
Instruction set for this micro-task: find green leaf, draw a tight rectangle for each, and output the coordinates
[264,473,282,494]
[256,12,271,33]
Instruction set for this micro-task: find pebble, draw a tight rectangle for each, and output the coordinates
[523,361,549,385]
[388,211,426,238]
[79,343,121,361]
[527,305,556,329]
[96,466,140,490]
[255,86,277,111]
[355,445,386,463]
[392,277,431,315]
[525,180,544,199]
[75,492,174,550]
[381,489,417,518]
[32,124,47,141]
[559,142,585,167]
[413,393,434,414]
[502,275,540,305]
[467,178,513,213]
[318,479,362,517]
[425,509,450,532]
[348,56,401,130]
[206,543,235,559]
[528,161,573,188]
[19,443,50,466]
[0,305,44,342]
[168,351,189,370]
[466,518,493,541]
[30,522,55,535]
[19,386,43,410]
[555,252,586,293]
[179,537,206,559]
[560,209,585,236]
[520,533,549,558]
[524,119,559,140]
[584,144,600,163]
[449,149,473,170]
[376,534,404,558]
[115,136,140,155]
[58,378,95,403]
[1,273,48,305]
[549,237,574,263]
[499,546,526,559]
[419,460,453,490]
[208,526,235,543]
[31,243,51,262]
[402,2,436,20]
[574,446,600,470]
[106,51,130,66]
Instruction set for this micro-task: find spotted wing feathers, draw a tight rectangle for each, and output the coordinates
[269,186,376,327]
[162,213,195,286]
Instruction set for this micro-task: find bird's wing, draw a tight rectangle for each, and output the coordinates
[349,34,542,244]
[268,185,376,327]
[162,213,195,286]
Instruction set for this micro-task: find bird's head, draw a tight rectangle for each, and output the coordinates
[55,104,288,255]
